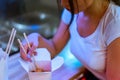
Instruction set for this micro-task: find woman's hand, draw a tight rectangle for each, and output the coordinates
[19,33,40,61]
[20,42,37,61]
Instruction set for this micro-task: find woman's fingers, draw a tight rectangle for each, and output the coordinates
[20,46,31,62]
[20,43,31,61]
[28,43,37,56]
[20,42,37,62]
[21,54,32,62]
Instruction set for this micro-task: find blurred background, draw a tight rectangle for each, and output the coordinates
[0,0,80,66]
[0,0,62,55]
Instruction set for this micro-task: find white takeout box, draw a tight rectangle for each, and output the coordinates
[19,48,64,80]
[0,48,9,80]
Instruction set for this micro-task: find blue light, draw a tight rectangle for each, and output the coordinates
[29,24,40,30]
[58,41,82,67]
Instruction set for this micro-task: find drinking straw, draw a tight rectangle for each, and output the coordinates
[5,28,16,56]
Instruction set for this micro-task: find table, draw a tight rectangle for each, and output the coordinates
[8,53,82,80]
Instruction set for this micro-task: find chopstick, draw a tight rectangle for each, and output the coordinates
[23,33,31,48]
[17,39,27,55]
[23,33,39,69]
[5,28,16,55]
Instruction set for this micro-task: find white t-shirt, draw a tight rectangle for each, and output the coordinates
[62,2,120,80]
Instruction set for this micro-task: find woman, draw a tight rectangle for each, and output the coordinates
[20,0,120,79]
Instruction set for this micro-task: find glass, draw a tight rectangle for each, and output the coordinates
[0,48,9,80]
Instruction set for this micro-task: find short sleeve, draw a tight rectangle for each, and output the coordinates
[61,8,72,25]
[104,18,120,46]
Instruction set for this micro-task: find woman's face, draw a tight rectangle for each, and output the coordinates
[61,0,94,14]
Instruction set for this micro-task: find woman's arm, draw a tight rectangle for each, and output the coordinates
[106,37,120,80]
[20,20,70,60]
[38,20,70,58]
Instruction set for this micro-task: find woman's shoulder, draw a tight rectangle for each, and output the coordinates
[103,2,120,28]
[61,8,78,25]
[102,2,120,46]
[109,2,120,19]
[61,9,72,25]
